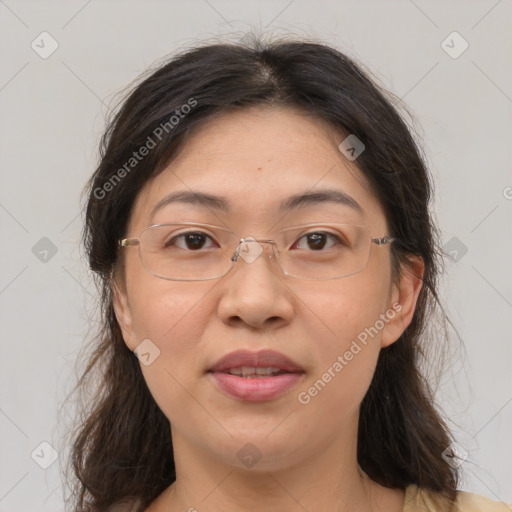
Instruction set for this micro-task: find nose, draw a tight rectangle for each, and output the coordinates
[216,239,294,329]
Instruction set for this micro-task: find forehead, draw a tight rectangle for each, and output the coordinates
[128,106,388,233]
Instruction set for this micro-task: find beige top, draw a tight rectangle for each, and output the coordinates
[109,486,512,511]
[403,484,512,511]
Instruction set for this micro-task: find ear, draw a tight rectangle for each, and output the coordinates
[381,255,425,348]
[111,276,137,351]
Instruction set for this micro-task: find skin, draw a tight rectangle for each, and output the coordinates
[113,105,424,512]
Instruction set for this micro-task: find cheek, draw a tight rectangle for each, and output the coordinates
[125,276,217,415]
[125,247,209,336]
[303,269,389,348]
[296,266,391,410]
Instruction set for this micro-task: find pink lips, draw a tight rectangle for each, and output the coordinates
[207,349,305,402]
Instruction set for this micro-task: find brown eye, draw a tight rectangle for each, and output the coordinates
[291,232,341,251]
[166,232,216,251]
[306,233,327,250]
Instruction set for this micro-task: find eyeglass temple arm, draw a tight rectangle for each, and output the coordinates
[119,238,140,247]
[371,235,395,246]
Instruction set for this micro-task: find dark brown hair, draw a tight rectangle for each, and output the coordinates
[63,35,459,511]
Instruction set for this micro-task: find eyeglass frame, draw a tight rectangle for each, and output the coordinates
[118,221,397,281]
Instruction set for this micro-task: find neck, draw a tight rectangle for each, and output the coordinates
[153,417,404,512]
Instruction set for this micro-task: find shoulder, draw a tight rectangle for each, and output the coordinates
[403,484,512,512]
[454,490,512,512]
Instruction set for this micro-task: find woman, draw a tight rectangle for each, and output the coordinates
[65,36,510,511]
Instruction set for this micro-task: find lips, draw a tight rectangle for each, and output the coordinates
[208,349,304,375]
[207,349,305,402]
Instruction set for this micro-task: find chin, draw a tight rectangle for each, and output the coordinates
[205,428,311,473]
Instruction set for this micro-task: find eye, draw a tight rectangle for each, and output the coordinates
[291,231,344,251]
[165,231,218,251]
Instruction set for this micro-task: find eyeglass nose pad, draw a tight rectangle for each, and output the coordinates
[230,238,243,262]
[231,237,265,265]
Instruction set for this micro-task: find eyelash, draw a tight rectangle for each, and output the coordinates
[165,230,345,251]
[291,231,344,250]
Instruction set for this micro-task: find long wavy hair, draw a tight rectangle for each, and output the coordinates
[62,35,459,511]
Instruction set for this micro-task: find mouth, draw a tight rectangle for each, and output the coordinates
[208,349,304,374]
[221,366,292,378]
[207,349,305,402]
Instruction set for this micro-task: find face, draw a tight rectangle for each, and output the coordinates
[113,106,423,472]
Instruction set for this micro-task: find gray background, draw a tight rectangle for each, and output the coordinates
[0,1,511,510]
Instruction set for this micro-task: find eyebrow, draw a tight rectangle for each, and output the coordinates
[150,191,230,220]
[150,188,364,220]
[278,189,364,216]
